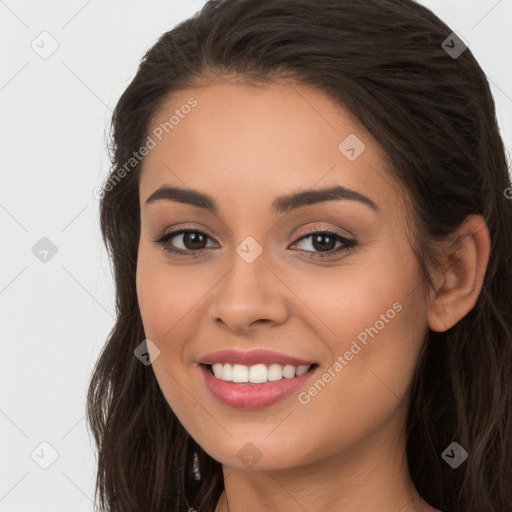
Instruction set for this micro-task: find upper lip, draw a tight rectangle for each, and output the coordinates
[197,349,317,367]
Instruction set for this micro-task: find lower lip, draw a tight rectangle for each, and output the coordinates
[199,364,318,409]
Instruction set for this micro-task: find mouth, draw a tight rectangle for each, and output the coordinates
[199,362,320,408]
[202,362,319,384]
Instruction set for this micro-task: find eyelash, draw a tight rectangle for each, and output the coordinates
[152,226,357,260]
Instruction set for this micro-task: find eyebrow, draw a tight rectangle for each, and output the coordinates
[144,184,380,213]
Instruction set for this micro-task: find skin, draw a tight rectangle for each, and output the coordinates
[136,80,490,512]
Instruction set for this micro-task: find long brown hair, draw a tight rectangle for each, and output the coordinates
[86,1,512,510]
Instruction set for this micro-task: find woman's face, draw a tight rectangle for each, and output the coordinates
[136,81,431,470]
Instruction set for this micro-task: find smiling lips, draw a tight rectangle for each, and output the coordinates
[197,349,319,408]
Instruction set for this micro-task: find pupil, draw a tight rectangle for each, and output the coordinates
[185,232,206,250]
[312,234,335,251]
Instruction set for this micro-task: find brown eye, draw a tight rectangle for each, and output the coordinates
[289,230,357,259]
[153,229,218,255]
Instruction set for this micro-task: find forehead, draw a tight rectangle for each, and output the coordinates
[139,81,401,216]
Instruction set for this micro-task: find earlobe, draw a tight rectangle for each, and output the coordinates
[427,215,491,333]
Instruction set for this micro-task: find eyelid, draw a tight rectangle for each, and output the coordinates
[293,223,354,241]
[157,222,353,242]
[156,223,217,241]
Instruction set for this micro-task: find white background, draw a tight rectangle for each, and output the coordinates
[0,1,511,510]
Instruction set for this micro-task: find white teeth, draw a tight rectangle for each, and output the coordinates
[232,364,249,383]
[282,365,296,379]
[209,363,312,383]
[212,363,223,379]
[295,365,310,377]
[249,364,267,383]
[267,363,283,381]
[221,363,232,381]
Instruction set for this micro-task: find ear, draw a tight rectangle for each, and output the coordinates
[427,215,491,332]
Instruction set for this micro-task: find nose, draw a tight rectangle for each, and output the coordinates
[209,248,289,333]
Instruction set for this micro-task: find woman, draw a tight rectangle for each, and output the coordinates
[86,1,512,511]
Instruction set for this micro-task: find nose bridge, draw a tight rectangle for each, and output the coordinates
[220,236,271,308]
[210,235,287,330]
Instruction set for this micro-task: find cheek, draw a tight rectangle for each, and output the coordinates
[136,246,207,429]
[136,246,205,348]
[286,254,420,352]
[293,241,428,397]
[284,264,428,461]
